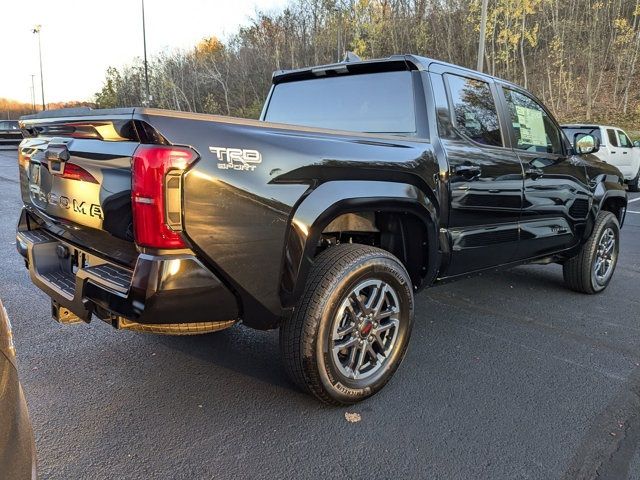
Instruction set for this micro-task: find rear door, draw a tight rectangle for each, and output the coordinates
[430,69,523,276]
[499,86,591,259]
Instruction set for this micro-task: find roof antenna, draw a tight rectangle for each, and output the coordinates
[342,51,361,63]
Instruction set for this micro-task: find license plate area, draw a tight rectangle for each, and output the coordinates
[70,247,91,275]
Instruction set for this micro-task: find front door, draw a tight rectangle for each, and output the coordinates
[500,86,591,260]
[605,128,623,171]
[432,71,524,276]
[616,129,637,179]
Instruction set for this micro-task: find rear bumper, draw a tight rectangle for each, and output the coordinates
[16,216,239,330]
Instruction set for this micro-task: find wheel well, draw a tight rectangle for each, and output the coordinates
[317,211,430,289]
[600,197,626,223]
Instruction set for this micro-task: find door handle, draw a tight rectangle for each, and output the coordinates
[454,164,481,179]
[525,167,544,179]
[611,151,617,154]
[623,151,628,154]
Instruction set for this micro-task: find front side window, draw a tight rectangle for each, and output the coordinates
[617,130,632,148]
[446,74,502,147]
[503,88,563,155]
[607,129,619,147]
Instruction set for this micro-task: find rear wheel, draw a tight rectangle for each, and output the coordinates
[563,211,620,294]
[280,244,414,405]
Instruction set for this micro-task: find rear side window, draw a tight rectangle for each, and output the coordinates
[617,130,632,148]
[445,74,502,146]
[264,71,416,134]
[503,88,563,155]
[607,129,619,147]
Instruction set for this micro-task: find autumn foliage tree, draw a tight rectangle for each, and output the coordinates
[0,98,95,120]
[94,0,640,136]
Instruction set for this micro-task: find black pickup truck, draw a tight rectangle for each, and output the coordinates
[0,120,23,146]
[15,55,627,404]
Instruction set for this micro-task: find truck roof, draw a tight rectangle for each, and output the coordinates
[272,54,524,90]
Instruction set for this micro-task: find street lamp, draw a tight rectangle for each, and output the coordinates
[477,0,489,72]
[141,0,151,105]
[32,25,45,111]
[30,75,36,113]
[333,6,342,62]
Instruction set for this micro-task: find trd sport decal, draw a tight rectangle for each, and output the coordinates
[209,146,262,171]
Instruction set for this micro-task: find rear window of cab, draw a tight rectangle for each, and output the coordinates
[264,71,416,135]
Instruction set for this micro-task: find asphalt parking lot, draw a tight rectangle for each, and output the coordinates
[0,146,639,479]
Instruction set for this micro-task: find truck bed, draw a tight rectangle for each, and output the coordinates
[17,106,436,328]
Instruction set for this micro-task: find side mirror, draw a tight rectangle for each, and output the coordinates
[574,133,600,155]
[633,140,640,148]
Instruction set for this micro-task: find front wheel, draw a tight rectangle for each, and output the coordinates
[280,244,414,405]
[628,170,640,192]
[563,211,620,294]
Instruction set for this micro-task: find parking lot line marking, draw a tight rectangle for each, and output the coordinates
[627,210,640,214]
[628,197,640,203]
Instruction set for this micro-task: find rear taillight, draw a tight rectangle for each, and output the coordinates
[131,145,197,249]
[58,163,98,183]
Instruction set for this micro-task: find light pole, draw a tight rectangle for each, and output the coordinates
[336,10,341,62]
[30,75,36,113]
[141,0,151,105]
[32,25,45,111]
[477,0,489,72]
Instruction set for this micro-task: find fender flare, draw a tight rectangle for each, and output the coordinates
[579,178,628,243]
[594,178,628,225]
[280,180,439,308]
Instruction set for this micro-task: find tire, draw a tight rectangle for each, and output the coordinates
[628,170,640,192]
[280,244,414,405]
[563,211,620,294]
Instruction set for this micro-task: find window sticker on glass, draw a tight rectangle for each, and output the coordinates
[514,105,546,147]
[503,88,563,154]
[464,111,481,131]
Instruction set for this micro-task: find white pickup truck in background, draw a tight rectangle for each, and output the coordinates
[562,124,640,192]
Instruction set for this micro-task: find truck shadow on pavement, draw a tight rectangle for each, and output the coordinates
[146,265,571,404]
[150,324,307,397]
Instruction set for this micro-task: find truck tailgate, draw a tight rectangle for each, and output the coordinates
[18,111,139,267]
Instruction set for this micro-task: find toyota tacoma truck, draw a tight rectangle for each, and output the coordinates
[15,55,627,405]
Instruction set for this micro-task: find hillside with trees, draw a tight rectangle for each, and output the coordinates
[94,0,640,137]
[0,98,95,120]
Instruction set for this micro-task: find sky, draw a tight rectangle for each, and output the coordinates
[0,0,289,104]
